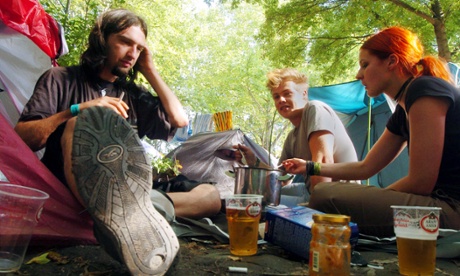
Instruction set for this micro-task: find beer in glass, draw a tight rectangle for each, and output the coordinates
[391,206,441,276]
[225,194,263,256]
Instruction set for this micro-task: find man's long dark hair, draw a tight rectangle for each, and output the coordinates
[80,9,148,87]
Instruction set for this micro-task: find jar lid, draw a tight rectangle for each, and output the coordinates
[312,213,350,224]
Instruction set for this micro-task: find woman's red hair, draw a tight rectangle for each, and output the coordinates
[361,26,452,83]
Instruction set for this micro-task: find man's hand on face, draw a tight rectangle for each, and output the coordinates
[134,45,156,76]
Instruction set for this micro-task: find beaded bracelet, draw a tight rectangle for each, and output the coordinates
[70,104,80,116]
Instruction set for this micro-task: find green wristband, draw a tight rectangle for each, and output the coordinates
[313,162,321,176]
[70,104,80,116]
[306,161,321,176]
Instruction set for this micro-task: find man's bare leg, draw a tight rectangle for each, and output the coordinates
[61,107,179,275]
[61,117,85,207]
[64,113,220,219]
[167,184,221,219]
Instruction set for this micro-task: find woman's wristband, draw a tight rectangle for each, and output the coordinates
[306,161,321,176]
[70,104,80,116]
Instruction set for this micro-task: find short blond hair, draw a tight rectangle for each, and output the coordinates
[266,68,308,90]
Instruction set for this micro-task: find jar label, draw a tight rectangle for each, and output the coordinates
[311,250,319,272]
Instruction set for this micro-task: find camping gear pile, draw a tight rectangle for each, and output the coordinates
[166,129,277,198]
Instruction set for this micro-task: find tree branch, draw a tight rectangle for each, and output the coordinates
[385,0,435,24]
[301,34,371,40]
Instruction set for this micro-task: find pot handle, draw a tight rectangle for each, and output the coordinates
[278,173,294,181]
[225,170,235,178]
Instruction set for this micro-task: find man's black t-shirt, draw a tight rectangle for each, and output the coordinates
[19,65,176,184]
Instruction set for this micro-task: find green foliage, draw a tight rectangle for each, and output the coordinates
[151,156,182,177]
[247,0,460,83]
[40,0,126,66]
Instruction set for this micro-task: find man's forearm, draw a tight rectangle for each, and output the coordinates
[15,110,73,151]
[143,68,188,128]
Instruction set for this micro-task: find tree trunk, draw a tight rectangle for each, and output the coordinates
[431,1,451,61]
[387,0,452,61]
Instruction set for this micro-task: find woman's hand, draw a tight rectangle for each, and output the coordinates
[282,158,307,174]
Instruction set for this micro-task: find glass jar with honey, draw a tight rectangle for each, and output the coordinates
[309,214,351,276]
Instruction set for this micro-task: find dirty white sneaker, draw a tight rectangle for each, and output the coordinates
[72,106,179,275]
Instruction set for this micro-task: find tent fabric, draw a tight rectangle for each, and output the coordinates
[0,0,67,127]
[0,0,95,246]
[0,23,52,126]
[0,113,96,246]
[309,62,459,115]
[166,129,277,199]
[309,80,409,188]
[345,101,409,187]
[0,0,67,59]
[309,80,387,115]
[448,62,460,87]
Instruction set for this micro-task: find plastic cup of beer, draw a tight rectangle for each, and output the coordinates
[391,205,441,276]
[0,184,49,273]
[225,194,263,256]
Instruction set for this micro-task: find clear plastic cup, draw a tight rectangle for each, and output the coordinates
[225,194,263,256]
[0,184,49,273]
[391,205,441,276]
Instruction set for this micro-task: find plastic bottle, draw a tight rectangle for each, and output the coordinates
[309,214,351,276]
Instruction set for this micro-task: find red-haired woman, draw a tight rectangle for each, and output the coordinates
[283,26,460,237]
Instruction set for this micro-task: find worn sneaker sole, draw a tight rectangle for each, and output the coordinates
[72,106,179,275]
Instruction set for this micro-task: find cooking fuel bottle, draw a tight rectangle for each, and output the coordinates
[309,214,351,276]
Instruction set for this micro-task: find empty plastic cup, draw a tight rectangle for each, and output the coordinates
[0,184,49,273]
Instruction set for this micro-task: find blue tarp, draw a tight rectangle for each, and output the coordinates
[309,80,387,114]
[308,79,402,188]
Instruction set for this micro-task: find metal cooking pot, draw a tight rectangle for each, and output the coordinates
[227,167,293,208]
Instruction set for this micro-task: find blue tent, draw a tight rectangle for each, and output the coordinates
[309,80,404,187]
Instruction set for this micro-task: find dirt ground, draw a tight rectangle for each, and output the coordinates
[7,237,460,276]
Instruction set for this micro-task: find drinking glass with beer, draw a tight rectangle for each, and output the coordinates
[225,194,263,256]
[391,206,441,276]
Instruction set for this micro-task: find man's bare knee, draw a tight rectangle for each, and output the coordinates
[193,184,221,213]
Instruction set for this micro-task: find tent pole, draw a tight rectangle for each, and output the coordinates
[268,110,277,167]
[366,97,372,186]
